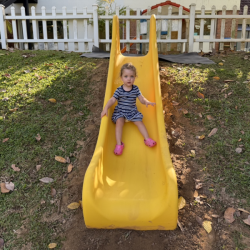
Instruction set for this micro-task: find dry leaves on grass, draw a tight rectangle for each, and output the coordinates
[213,76,220,80]
[196,135,205,140]
[203,221,212,233]
[193,190,199,197]
[235,148,243,154]
[224,80,234,83]
[218,62,223,66]
[48,98,57,103]
[224,207,236,223]
[39,177,54,183]
[35,133,41,141]
[67,164,74,173]
[11,164,20,172]
[5,182,14,191]
[55,156,67,163]
[67,202,80,210]
[182,109,188,114]
[198,113,202,117]
[178,196,186,210]
[36,165,41,171]
[172,101,179,106]
[196,183,203,189]
[212,214,220,218]
[208,128,218,137]
[2,138,9,143]
[1,183,10,193]
[207,115,215,120]
[243,215,250,226]
[48,243,57,249]
[3,73,11,78]
[197,92,205,99]
[238,208,250,214]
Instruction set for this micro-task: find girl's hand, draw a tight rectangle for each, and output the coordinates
[101,109,108,118]
[145,101,156,108]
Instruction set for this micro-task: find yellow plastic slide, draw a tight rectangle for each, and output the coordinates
[82,15,178,230]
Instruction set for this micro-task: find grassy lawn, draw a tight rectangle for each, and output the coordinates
[162,51,250,202]
[0,50,97,249]
[1,49,250,249]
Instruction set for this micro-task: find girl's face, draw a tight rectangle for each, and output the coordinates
[121,69,136,88]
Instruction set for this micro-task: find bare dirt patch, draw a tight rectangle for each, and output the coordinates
[60,60,249,250]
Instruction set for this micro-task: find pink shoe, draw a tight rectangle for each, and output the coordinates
[114,142,124,155]
[144,138,157,147]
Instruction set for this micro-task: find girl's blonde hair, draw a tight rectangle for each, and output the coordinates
[120,63,137,77]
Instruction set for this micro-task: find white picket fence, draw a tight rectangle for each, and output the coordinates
[0,3,249,53]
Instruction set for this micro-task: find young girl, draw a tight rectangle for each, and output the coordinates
[101,63,157,155]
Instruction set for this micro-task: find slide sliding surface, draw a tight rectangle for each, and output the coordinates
[82,15,178,230]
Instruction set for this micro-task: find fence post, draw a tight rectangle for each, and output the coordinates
[92,4,99,48]
[188,3,196,52]
[0,4,7,50]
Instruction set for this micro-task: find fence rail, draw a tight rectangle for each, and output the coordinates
[0,3,249,53]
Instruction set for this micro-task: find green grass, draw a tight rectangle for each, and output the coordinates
[161,52,250,203]
[0,50,97,249]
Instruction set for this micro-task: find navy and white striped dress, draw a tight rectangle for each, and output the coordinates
[112,85,143,123]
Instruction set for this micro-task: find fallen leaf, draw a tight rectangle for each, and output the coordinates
[197,92,205,99]
[198,113,202,117]
[66,157,70,163]
[243,215,250,226]
[65,66,74,69]
[197,135,205,140]
[241,131,245,135]
[48,98,57,103]
[218,62,223,66]
[5,182,14,191]
[2,138,9,143]
[211,214,220,218]
[225,94,228,98]
[79,200,82,209]
[244,55,248,60]
[51,188,56,197]
[4,73,11,78]
[207,115,215,120]
[235,106,238,110]
[213,76,220,80]
[11,164,20,172]
[224,80,234,83]
[32,67,37,70]
[238,138,242,141]
[208,128,218,137]
[196,183,203,189]
[178,196,186,210]
[235,148,242,153]
[55,156,67,163]
[190,150,196,157]
[35,133,41,141]
[48,243,57,249]
[224,207,236,223]
[45,63,54,66]
[24,70,30,73]
[182,109,188,114]
[67,202,80,210]
[172,128,182,137]
[39,177,54,183]
[0,238,4,248]
[36,165,41,171]
[67,164,73,173]
[41,199,45,204]
[203,221,212,233]
[172,101,179,106]
[79,111,84,116]
[194,190,198,197]
[177,219,184,231]
[238,208,250,214]
[1,183,10,193]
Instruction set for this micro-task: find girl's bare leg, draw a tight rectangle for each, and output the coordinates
[116,117,125,145]
[133,121,149,140]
